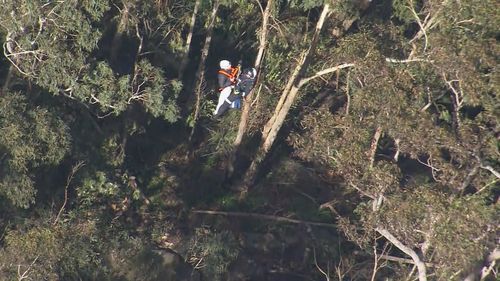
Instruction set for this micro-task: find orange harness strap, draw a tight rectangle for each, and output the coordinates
[218,67,240,91]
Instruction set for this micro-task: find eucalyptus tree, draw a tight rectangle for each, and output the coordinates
[227,0,273,176]
[288,0,498,279]
[0,91,71,208]
[0,0,180,120]
[238,0,362,188]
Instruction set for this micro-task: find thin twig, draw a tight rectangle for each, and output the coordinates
[314,247,331,281]
[474,180,498,195]
[17,255,39,281]
[407,0,429,51]
[385,58,433,63]
[53,161,85,225]
[345,70,351,115]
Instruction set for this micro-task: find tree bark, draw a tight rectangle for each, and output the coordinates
[233,0,272,148]
[189,0,220,141]
[379,255,435,267]
[241,3,335,188]
[243,64,352,187]
[178,0,201,80]
[376,228,428,281]
[227,0,273,177]
[368,126,382,168]
[262,51,307,140]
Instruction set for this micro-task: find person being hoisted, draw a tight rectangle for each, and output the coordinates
[214,59,240,117]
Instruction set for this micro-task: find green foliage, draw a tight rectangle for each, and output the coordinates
[188,228,239,281]
[0,1,497,280]
[376,189,498,279]
[0,0,180,121]
[392,0,419,25]
[76,170,145,210]
[0,173,35,210]
[0,92,70,207]
[288,0,325,10]
[77,171,120,206]
[105,236,181,281]
[0,222,102,280]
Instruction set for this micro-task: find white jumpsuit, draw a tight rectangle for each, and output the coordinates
[214,86,232,115]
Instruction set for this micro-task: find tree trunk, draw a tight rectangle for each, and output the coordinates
[261,51,307,140]
[2,65,14,93]
[189,0,220,141]
[233,0,272,148]
[227,0,273,176]
[178,0,201,80]
[241,3,332,188]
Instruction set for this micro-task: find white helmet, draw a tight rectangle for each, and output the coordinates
[219,60,231,70]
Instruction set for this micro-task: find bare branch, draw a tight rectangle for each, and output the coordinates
[350,183,376,200]
[192,210,336,228]
[299,63,355,87]
[474,179,498,195]
[376,228,427,281]
[371,239,379,281]
[385,58,433,63]
[379,255,435,267]
[416,156,441,182]
[393,138,401,162]
[368,126,382,168]
[17,255,39,281]
[407,0,431,50]
[480,165,500,179]
[250,84,263,107]
[3,42,32,77]
[231,0,273,158]
[481,248,500,280]
[472,153,500,179]
[464,248,500,281]
[345,70,351,115]
[314,247,331,281]
[178,0,200,79]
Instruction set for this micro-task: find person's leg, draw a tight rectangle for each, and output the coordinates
[214,87,232,115]
[226,91,240,109]
[230,98,240,109]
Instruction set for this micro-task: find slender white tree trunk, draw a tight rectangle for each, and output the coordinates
[233,0,273,147]
[226,0,273,176]
[241,3,332,187]
[262,51,306,140]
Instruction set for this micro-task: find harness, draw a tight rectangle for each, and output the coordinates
[218,66,240,91]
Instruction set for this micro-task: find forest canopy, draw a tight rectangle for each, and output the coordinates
[0,0,498,280]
